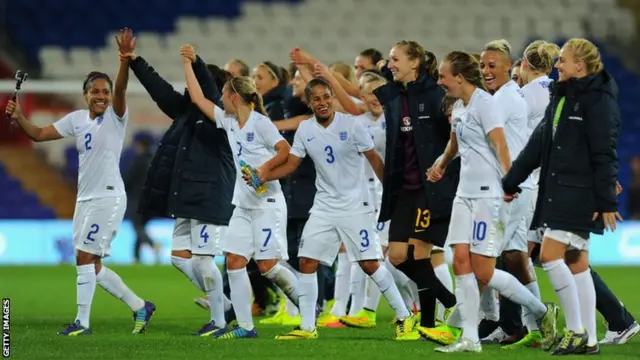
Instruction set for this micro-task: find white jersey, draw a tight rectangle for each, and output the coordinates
[451,88,504,198]
[291,112,375,217]
[356,112,386,204]
[53,106,128,201]
[494,80,533,189]
[521,76,552,187]
[213,106,285,209]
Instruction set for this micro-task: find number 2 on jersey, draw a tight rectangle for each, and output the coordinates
[86,223,99,242]
[473,220,487,241]
[84,133,92,151]
[324,145,335,164]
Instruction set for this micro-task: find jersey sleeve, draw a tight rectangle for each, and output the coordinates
[257,117,286,148]
[477,98,504,135]
[109,106,129,127]
[290,126,307,159]
[353,120,375,152]
[213,105,230,130]
[52,112,76,138]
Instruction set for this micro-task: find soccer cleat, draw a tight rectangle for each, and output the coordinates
[394,314,417,339]
[395,329,427,341]
[551,329,588,355]
[537,302,559,351]
[422,324,461,345]
[275,326,319,340]
[576,343,601,355]
[193,321,224,337]
[132,301,156,334]
[194,297,210,310]
[260,308,286,325]
[501,330,543,349]
[481,327,510,344]
[58,320,92,336]
[317,313,344,327]
[599,321,640,345]
[214,325,258,339]
[281,313,302,326]
[340,309,377,328]
[435,337,482,353]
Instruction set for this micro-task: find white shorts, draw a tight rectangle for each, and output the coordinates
[172,218,226,256]
[503,188,533,252]
[73,195,126,258]
[431,245,445,252]
[374,220,390,247]
[445,196,509,258]
[223,206,288,261]
[299,212,383,266]
[543,228,589,251]
[527,188,542,243]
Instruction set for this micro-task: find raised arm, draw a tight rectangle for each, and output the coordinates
[5,99,63,142]
[113,28,135,119]
[314,63,363,115]
[181,45,217,122]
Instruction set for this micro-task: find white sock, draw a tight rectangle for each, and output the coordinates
[299,272,318,332]
[446,304,463,329]
[407,280,420,311]
[487,269,546,317]
[192,255,225,327]
[331,253,351,317]
[286,296,299,316]
[542,259,582,332]
[75,264,96,328]
[223,294,232,312]
[480,287,499,322]
[574,268,597,345]
[171,256,203,291]
[434,264,453,321]
[263,263,300,308]
[363,268,382,311]
[96,266,145,312]
[369,264,410,320]
[348,263,366,316]
[456,273,479,342]
[523,281,541,332]
[228,267,254,331]
[385,257,415,310]
[527,258,538,282]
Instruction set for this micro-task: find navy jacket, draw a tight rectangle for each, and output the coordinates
[131,56,235,225]
[503,71,620,234]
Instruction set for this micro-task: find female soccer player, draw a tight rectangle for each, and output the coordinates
[511,59,524,87]
[5,28,155,336]
[181,45,300,340]
[503,38,622,355]
[426,51,556,353]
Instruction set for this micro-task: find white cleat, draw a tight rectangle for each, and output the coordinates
[480,326,509,344]
[599,321,640,345]
[194,297,210,310]
[435,337,482,353]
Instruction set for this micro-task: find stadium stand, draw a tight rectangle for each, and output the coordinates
[2,0,640,218]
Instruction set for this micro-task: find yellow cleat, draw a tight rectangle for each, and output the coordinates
[394,314,417,339]
[317,313,342,327]
[275,327,319,340]
[396,329,426,341]
[259,308,285,325]
[340,309,376,328]
[421,324,461,345]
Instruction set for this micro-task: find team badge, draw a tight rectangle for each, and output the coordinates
[97,116,103,125]
[339,131,348,141]
[247,132,255,142]
[574,103,580,112]
[419,103,424,112]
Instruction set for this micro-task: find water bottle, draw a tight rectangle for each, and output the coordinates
[240,160,267,195]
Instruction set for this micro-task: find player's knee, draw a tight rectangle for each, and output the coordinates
[566,250,589,274]
[298,257,319,274]
[256,259,277,274]
[472,266,493,286]
[387,245,408,266]
[226,253,247,270]
[430,250,445,267]
[358,260,379,276]
[451,246,471,275]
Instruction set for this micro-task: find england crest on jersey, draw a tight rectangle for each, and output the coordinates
[339,131,348,141]
[247,132,255,142]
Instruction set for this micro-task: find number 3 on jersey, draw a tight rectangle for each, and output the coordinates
[84,133,92,151]
[324,145,335,164]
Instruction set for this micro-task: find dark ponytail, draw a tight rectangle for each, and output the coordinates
[424,50,438,80]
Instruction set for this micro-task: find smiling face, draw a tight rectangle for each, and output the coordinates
[252,65,278,96]
[354,55,375,79]
[437,61,463,99]
[480,50,511,92]
[388,45,419,84]
[360,80,384,116]
[84,78,111,117]
[306,84,334,123]
[555,47,582,81]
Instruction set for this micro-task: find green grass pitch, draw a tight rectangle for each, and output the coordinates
[2,265,639,359]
